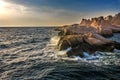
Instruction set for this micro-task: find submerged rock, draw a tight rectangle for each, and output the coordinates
[55,13,120,57]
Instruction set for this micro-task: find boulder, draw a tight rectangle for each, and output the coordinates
[66,42,117,57]
[57,34,84,50]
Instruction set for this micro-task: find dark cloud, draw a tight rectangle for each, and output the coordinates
[5,0,120,12]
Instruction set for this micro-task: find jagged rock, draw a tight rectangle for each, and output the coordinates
[105,15,113,22]
[60,25,98,35]
[55,13,120,57]
[58,13,120,36]
[57,34,84,50]
[112,13,120,26]
[80,19,91,26]
[57,33,114,50]
[84,33,113,45]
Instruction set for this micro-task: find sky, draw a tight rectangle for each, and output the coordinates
[0,0,120,26]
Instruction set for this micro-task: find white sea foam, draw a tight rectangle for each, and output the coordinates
[58,50,102,61]
[83,52,90,57]
[74,51,102,61]
[57,47,72,57]
[114,49,120,53]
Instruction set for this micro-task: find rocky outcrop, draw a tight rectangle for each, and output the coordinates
[55,13,120,57]
[109,13,120,26]
[80,13,120,27]
[57,13,120,37]
[80,19,91,26]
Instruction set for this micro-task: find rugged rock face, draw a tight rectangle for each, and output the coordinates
[80,19,91,26]
[111,13,120,26]
[57,13,120,37]
[55,13,120,57]
[80,13,120,27]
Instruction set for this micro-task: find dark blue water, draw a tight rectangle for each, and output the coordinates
[0,27,120,80]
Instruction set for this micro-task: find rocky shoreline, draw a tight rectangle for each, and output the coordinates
[55,13,120,57]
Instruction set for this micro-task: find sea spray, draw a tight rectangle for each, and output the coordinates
[57,47,72,57]
[50,36,60,46]
[58,50,103,61]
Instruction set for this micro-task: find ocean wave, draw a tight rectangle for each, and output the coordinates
[0,27,120,80]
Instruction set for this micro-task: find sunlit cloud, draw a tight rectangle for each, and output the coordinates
[0,0,119,26]
[0,0,83,26]
[0,0,29,26]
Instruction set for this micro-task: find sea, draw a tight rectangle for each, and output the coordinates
[0,27,120,80]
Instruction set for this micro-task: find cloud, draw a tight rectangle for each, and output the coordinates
[0,0,83,26]
[0,0,119,26]
[0,0,86,25]
[5,0,120,12]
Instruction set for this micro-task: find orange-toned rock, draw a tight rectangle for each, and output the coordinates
[111,13,120,26]
[80,19,91,26]
[105,15,113,22]
[57,32,114,50]
[55,13,120,57]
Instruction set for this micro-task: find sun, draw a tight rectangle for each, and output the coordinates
[0,0,6,14]
[0,0,4,7]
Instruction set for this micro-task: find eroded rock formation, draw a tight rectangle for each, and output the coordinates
[55,13,120,57]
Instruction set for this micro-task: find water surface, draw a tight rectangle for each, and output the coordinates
[0,27,120,80]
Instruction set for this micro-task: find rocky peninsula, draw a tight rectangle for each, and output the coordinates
[55,13,120,57]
